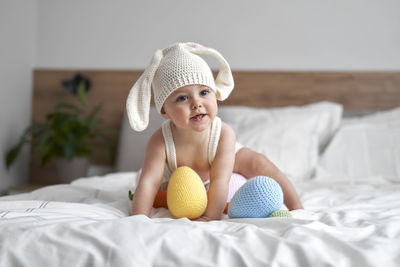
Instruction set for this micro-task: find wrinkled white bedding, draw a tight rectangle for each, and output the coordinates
[1,172,399,267]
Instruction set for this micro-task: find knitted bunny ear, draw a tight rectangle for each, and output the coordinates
[126,49,163,131]
[184,42,234,100]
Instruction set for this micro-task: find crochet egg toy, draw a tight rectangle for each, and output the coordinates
[228,176,283,218]
[167,166,208,219]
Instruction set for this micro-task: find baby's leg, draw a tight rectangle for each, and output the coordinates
[233,147,303,210]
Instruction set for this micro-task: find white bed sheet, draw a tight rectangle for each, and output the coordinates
[1,172,399,267]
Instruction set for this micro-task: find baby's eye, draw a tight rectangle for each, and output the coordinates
[200,89,210,96]
[176,95,188,102]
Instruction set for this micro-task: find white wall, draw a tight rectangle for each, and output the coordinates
[1,0,400,192]
[0,0,36,194]
[36,0,400,70]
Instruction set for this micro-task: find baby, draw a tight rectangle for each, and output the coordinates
[127,42,303,221]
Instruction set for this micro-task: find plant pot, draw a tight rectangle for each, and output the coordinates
[55,157,90,184]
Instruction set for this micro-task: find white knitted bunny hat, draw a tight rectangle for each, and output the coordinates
[126,42,234,131]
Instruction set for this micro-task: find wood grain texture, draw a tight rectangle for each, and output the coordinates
[224,72,400,110]
[30,69,400,184]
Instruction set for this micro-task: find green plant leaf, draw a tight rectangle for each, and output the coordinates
[77,80,87,106]
[5,146,21,168]
[5,125,38,168]
[87,104,102,122]
[36,130,55,165]
[54,102,83,114]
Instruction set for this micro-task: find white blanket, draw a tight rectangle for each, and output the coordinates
[1,172,400,267]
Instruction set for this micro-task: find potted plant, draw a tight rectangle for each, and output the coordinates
[5,73,113,183]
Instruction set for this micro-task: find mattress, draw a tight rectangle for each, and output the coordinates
[1,172,399,267]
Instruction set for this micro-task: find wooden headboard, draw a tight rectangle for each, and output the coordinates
[31,70,400,184]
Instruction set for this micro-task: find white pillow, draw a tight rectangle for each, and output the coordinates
[219,102,343,181]
[343,106,400,125]
[116,102,343,181]
[115,107,164,172]
[315,107,400,183]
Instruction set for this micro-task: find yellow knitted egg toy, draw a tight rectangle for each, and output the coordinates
[167,166,208,219]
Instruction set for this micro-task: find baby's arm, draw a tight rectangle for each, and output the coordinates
[199,123,236,221]
[130,129,166,217]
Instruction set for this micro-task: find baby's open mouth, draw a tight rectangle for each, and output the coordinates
[190,114,206,121]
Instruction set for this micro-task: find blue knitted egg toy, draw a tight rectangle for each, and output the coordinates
[228,176,283,218]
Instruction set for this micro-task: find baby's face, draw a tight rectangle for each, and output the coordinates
[161,85,218,132]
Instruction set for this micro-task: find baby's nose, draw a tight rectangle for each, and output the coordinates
[191,100,202,109]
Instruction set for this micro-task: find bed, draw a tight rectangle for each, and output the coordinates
[1,71,400,266]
